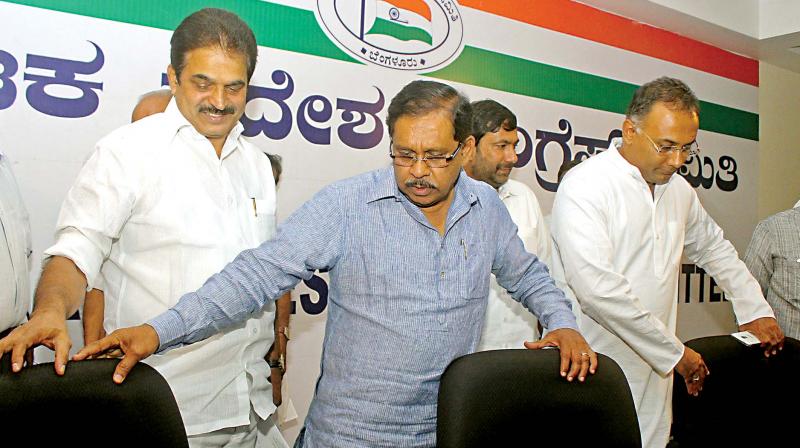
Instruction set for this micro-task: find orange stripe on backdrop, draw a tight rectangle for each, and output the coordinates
[459,0,758,86]
[385,0,432,22]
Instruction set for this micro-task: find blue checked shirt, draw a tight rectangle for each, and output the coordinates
[150,167,577,447]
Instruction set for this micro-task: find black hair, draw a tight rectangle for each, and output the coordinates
[386,80,472,143]
[470,99,517,145]
[170,8,258,81]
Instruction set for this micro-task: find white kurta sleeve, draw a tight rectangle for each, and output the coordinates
[44,134,141,289]
[528,189,552,269]
[552,180,684,376]
[683,187,774,324]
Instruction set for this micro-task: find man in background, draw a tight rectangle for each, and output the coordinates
[744,205,800,339]
[463,99,550,349]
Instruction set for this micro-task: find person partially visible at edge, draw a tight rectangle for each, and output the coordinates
[549,76,784,448]
[463,99,551,350]
[63,80,597,448]
[744,205,800,340]
[0,8,289,447]
[0,149,33,373]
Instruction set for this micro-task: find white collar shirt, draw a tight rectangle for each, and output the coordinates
[44,100,278,435]
[0,152,32,332]
[550,138,773,447]
[478,178,550,350]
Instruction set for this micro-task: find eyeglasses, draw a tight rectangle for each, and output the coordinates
[389,141,463,168]
[637,128,700,156]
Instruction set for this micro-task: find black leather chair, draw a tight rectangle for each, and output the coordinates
[670,335,800,446]
[0,358,188,447]
[437,349,641,447]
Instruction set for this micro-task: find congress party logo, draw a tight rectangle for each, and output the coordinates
[316,0,465,73]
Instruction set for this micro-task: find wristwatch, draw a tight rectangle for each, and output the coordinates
[268,353,286,374]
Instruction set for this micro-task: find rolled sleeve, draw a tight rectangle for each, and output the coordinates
[44,136,140,289]
[44,227,107,290]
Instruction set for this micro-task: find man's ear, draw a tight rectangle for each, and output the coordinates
[461,135,477,166]
[622,118,637,146]
[167,64,178,95]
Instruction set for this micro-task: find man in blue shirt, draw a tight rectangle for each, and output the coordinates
[3,80,596,447]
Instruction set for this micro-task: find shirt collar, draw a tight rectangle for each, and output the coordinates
[606,138,641,178]
[497,181,514,201]
[367,166,479,207]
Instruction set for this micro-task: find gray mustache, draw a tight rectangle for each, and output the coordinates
[405,179,437,189]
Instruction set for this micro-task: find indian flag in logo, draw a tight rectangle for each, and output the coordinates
[367,0,433,45]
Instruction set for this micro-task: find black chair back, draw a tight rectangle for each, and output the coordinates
[671,335,800,446]
[438,349,641,447]
[0,358,188,447]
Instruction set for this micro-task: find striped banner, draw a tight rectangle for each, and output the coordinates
[3,0,759,140]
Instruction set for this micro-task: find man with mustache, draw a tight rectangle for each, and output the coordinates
[549,77,783,447]
[463,99,551,350]
[58,80,597,447]
[0,8,288,447]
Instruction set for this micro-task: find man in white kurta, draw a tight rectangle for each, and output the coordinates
[0,8,288,447]
[550,77,783,448]
[465,100,550,350]
[44,98,281,439]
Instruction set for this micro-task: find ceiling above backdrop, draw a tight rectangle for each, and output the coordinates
[578,0,800,75]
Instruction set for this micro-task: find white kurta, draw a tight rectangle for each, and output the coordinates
[478,178,550,350]
[45,100,279,436]
[550,139,774,448]
[0,152,32,332]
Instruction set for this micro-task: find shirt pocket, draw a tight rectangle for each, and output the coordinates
[777,251,800,308]
[243,198,276,246]
[457,238,491,300]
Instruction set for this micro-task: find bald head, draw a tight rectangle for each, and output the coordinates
[131,89,173,122]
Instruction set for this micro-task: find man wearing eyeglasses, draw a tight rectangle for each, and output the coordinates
[67,80,596,447]
[549,76,783,448]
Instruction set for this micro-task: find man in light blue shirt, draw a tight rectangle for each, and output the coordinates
[4,80,596,447]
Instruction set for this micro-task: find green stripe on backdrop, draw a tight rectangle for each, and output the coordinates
[429,47,759,141]
[3,0,355,63]
[3,0,758,140]
[368,18,433,45]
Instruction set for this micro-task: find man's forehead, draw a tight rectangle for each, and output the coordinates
[483,127,519,142]
[391,111,455,142]
[181,46,247,72]
[641,103,697,133]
